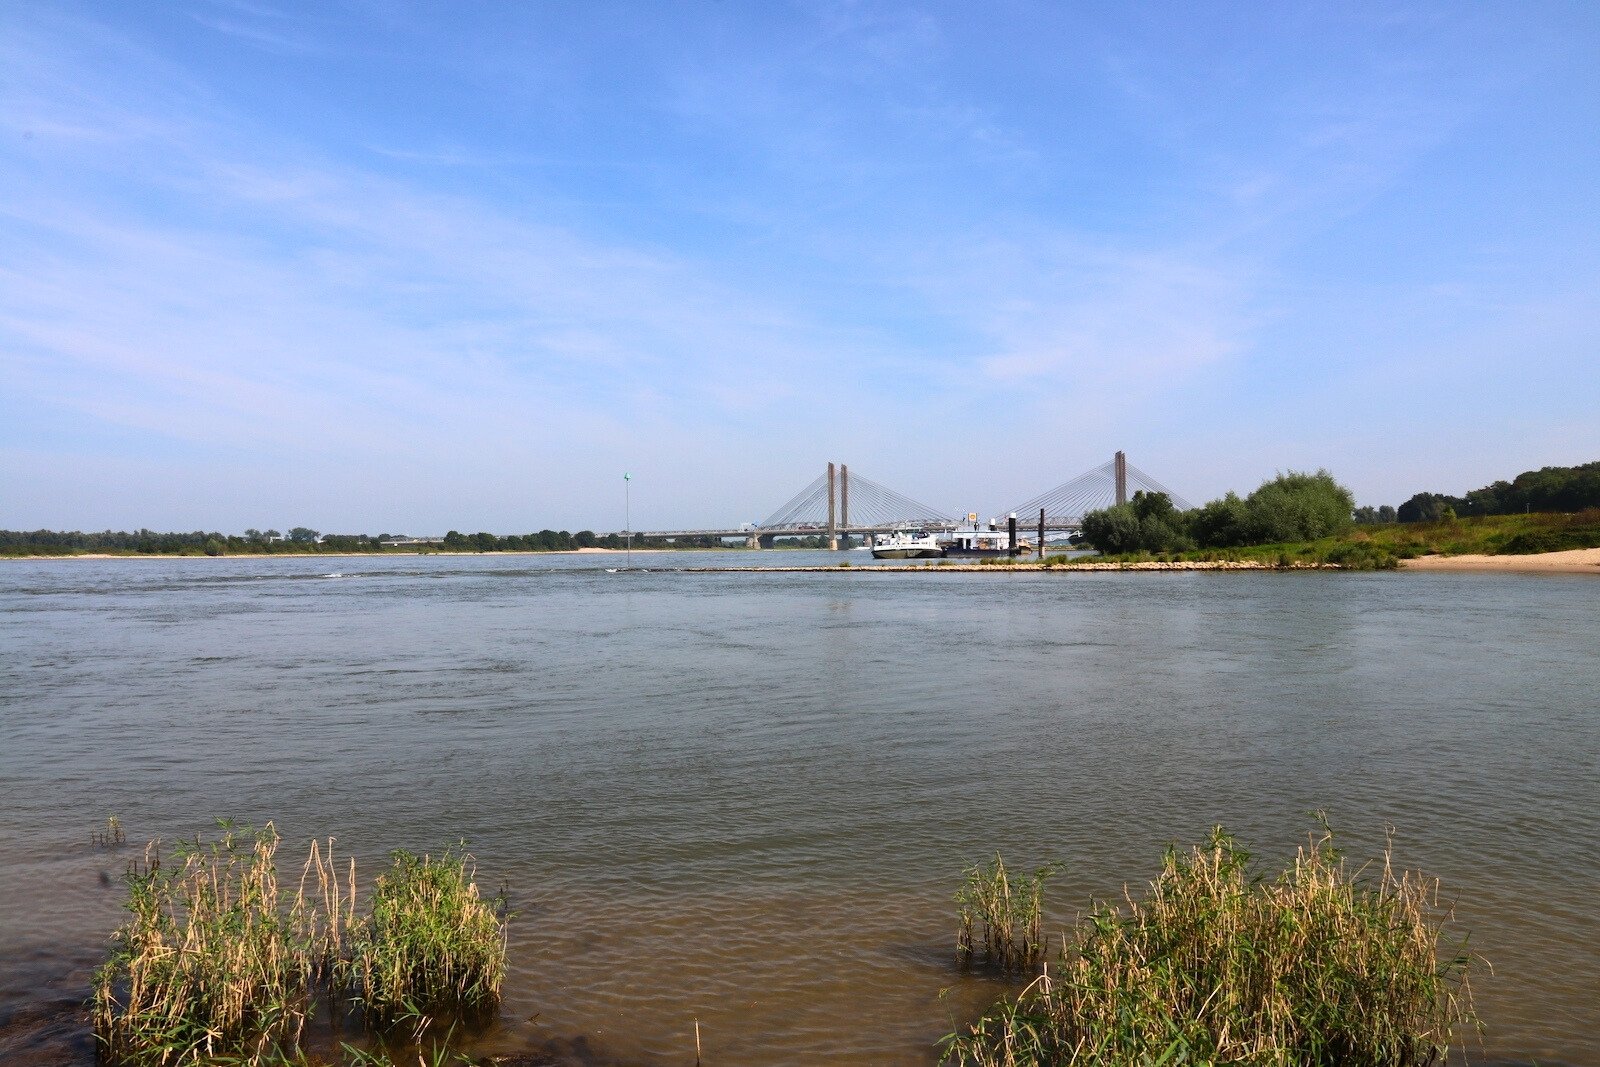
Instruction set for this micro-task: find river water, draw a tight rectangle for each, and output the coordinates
[1,552,1596,1065]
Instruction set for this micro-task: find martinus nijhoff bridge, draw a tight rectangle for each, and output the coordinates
[629,452,1190,550]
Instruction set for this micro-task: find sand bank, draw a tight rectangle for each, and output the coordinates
[1402,547,1600,574]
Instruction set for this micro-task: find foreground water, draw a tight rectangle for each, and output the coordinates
[1,552,1596,1065]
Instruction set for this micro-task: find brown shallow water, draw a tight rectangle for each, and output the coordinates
[1,553,1597,1065]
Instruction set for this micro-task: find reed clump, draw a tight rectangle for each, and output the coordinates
[943,826,1477,1067]
[92,825,506,1067]
[92,823,339,1065]
[955,854,1057,973]
[349,847,508,1022]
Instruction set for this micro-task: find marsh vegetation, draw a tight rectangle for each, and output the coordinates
[91,822,506,1067]
[943,827,1478,1067]
[84,818,1484,1065]
[955,855,1056,973]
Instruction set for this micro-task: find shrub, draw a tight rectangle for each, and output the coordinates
[1245,470,1355,543]
[1501,522,1600,554]
[1323,542,1399,571]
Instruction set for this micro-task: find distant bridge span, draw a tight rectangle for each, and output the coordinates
[620,452,1188,549]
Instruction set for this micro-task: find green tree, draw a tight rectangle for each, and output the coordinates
[287,527,319,543]
[1080,492,1195,554]
[1402,460,1600,519]
[1079,504,1143,554]
[1397,492,1458,523]
[1189,492,1251,547]
[1132,491,1193,551]
[1242,470,1353,543]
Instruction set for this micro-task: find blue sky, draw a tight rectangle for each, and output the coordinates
[2,1,1597,533]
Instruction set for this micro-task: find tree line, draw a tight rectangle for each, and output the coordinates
[438,530,728,551]
[0,528,722,557]
[1079,470,1356,555]
[1079,458,1599,554]
[1397,460,1600,522]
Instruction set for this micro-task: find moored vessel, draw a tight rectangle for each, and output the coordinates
[870,531,945,559]
[938,518,1022,558]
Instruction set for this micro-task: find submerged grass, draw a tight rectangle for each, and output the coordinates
[92,824,507,1067]
[93,815,127,848]
[956,855,1057,973]
[943,826,1477,1067]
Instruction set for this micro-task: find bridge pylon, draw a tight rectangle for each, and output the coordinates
[1004,452,1191,532]
[748,463,951,548]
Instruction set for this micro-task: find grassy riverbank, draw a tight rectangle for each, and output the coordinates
[1038,509,1600,571]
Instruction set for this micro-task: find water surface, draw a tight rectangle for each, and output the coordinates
[1,553,1596,1064]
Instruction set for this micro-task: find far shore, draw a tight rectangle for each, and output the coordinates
[687,549,1600,574]
[1400,547,1600,574]
[1,546,687,561]
[7,546,1599,573]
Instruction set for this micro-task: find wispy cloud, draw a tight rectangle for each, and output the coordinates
[1,3,1594,527]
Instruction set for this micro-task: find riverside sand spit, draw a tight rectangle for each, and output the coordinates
[1401,546,1600,574]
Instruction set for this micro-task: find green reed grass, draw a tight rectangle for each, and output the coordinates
[347,847,508,1023]
[956,854,1057,973]
[93,826,506,1066]
[942,826,1477,1067]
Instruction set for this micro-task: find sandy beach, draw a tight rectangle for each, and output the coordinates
[1402,547,1600,574]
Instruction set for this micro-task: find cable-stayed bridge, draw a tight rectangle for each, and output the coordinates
[627,452,1190,549]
